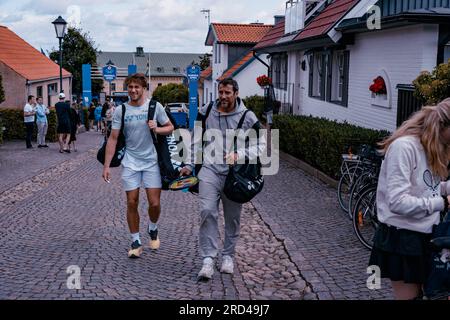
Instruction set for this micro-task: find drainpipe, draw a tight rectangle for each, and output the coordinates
[253,51,270,75]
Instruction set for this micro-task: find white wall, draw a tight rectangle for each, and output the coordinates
[212,42,228,101]
[297,24,439,132]
[234,57,268,100]
[203,79,213,105]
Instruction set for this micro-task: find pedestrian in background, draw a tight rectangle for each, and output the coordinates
[55,93,71,153]
[23,95,36,149]
[68,102,81,152]
[35,96,49,148]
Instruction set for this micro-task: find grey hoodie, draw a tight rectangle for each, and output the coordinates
[186,98,266,176]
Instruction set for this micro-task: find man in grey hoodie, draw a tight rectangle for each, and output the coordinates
[180,78,266,281]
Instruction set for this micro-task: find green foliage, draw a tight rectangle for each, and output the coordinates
[49,27,104,96]
[199,53,212,71]
[413,58,450,105]
[243,95,265,121]
[152,83,188,106]
[83,108,90,130]
[0,72,5,104]
[0,109,58,142]
[273,115,390,180]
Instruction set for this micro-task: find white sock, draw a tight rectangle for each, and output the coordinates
[148,222,158,232]
[131,233,141,245]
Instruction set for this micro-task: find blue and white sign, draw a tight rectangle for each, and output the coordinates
[103,64,117,81]
[187,65,201,81]
[186,65,201,129]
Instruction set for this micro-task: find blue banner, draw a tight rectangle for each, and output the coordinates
[186,65,201,129]
[103,65,117,81]
[82,64,92,108]
[128,65,137,75]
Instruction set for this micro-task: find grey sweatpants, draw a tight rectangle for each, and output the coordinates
[37,122,48,145]
[198,167,242,259]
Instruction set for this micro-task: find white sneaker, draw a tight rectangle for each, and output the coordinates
[197,257,214,280]
[220,255,234,274]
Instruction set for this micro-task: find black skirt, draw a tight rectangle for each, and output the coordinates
[369,223,431,284]
[57,120,71,134]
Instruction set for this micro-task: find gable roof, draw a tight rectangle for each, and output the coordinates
[205,23,273,45]
[294,0,359,41]
[0,25,71,81]
[254,18,286,50]
[200,66,212,80]
[97,51,202,77]
[218,51,255,81]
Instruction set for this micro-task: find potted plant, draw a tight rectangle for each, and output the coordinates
[257,75,272,88]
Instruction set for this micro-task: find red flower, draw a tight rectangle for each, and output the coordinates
[257,75,272,87]
[369,76,387,95]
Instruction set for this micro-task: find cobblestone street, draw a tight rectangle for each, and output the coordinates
[0,131,393,300]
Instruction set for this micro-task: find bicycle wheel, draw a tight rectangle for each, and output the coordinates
[348,171,375,219]
[337,165,363,216]
[352,184,379,250]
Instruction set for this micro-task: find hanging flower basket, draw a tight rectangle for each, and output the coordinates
[256,75,272,88]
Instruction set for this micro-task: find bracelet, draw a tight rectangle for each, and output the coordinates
[442,196,449,214]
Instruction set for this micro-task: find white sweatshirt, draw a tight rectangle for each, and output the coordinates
[376,135,449,234]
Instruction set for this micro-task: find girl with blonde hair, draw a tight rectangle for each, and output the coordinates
[369,97,450,300]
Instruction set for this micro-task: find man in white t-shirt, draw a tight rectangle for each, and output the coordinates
[102,73,174,259]
[23,95,36,149]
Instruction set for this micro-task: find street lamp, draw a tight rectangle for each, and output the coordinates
[52,16,67,94]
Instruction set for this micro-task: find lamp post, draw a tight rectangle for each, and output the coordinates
[52,16,67,94]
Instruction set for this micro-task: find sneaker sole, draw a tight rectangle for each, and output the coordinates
[128,247,143,258]
[149,238,160,250]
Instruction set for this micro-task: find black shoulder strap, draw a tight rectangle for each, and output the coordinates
[201,101,215,133]
[147,99,158,121]
[237,110,250,129]
[120,104,126,134]
[148,99,158,143]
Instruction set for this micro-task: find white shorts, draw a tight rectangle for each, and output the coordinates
[121,167,162,191]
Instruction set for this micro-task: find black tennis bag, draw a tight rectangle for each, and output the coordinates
[148,99,186,190]
[97,104,126,167]
[424,213,450,299]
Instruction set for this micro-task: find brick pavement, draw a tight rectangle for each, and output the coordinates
[0,131,394,300]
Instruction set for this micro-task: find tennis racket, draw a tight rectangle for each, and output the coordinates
[169,176,199,191]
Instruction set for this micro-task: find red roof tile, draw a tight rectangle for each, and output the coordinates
[200,66,212,78]
[254,18,285,50]
[218,51,255,81]
[211,23,273,44]
[295,0,358,41]
[0,25,71,81]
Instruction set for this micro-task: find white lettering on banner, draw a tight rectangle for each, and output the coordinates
[66,265,81,290]
[367,265,381,290]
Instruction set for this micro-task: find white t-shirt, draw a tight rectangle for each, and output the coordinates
[23,103,35,123]
[112,99,169,171]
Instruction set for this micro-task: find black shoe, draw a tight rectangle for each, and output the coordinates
[43,145,49,148]
[38,145,43,148]
[64,149,71,153]
[148,228,160,250]
[27,146,33,149]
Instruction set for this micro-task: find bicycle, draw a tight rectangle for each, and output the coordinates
[352,183,379,250]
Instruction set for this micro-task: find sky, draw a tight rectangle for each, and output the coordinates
[0,0,287,55]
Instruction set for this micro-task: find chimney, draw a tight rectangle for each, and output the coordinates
[285,0,306,35]
[274,15,284,25]
[136,46,144,57]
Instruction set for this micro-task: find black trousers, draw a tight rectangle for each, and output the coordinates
[25,122,34,148]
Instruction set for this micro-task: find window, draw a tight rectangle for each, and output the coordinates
[36,86,43,98]
[123,82,128,91]
[205,88,209,103]
[308,50,349,106]
[158,83,162,87]
[270,54,288,90]
[111,83,116,91]
[48,83,58,95]
[214,43,221,64]
[173,67,180,73]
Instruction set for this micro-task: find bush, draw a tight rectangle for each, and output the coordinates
[0,108,58,142]
[413,58,450,105]
[243,95,265,121]
[273,114,390,179]
[152,83,188,106]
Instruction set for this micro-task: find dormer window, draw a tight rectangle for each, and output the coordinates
[156,67,164,73]
[173,67,180,73]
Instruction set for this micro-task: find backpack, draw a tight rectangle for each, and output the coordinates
[96,104,126,167]
[147,99,186,190]
[223,110,264,203]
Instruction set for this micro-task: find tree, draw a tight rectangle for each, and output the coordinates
[152,83,189,106]
[413,58,450,105]
[49,27,103,97]
[0,72,5,104]
[199,53,212,71]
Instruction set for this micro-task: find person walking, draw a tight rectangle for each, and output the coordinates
[102,73,174,259]
[180,78,266,281]
[35,96,49,148]
[68,102,81,152]
[55,93,71,153]
[23,95,36,149]
[369,98,450,300]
